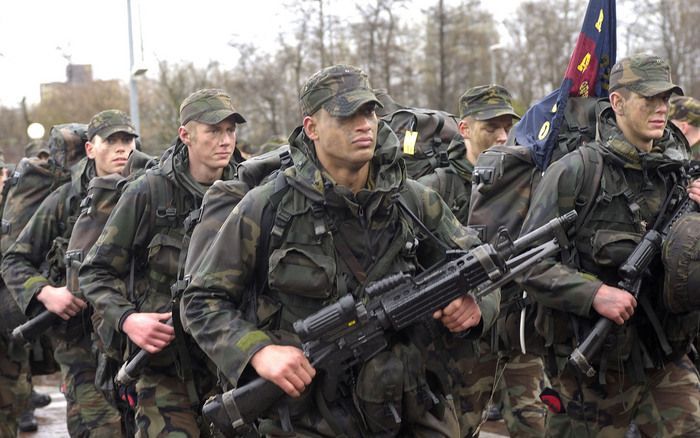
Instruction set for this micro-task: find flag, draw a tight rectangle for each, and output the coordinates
[512,0,617,170]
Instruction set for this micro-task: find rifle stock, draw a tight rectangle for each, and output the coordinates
[202,211,577,435]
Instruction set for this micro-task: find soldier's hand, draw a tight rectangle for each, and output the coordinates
[592,284,637,325]
[250,345,316,398]
[122,312,175,354]
[36,285,87,320]
[433,293,482,332]
[687,179,700,205]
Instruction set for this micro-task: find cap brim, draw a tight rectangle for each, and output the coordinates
[471,107,521,121]
[99,125,139,139]
[631,81,684,97]
[323,89,383,117]
[195,109,246,125]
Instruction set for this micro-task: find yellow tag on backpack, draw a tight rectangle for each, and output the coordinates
[403,130,418,155]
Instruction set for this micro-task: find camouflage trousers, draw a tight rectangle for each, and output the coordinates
[0,334,31,438]
[53,334,123,438]
[546,355,700,437]
[456,340,547,438]
[134,365,203,438]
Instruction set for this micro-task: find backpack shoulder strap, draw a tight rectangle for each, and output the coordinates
[245,172,291,322]
[574,145,605,233]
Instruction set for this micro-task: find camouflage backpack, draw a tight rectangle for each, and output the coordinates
[0,123,88,254]
[380,107,460,179]
[468,97,608,244]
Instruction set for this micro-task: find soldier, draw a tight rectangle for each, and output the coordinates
[0,153,32,438]
[180,64,500,437]
[1,110,137,437]
[519,54,700,436]
[669,95,700,159]
[79,89,244,437]
[419,85,548,438]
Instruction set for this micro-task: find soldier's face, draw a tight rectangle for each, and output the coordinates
[614,90,671,147]
[181,118,236,174]
[460,114,513,156]
[86,132,136,177]
[304,103,378,174]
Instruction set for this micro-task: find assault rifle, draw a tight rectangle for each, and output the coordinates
[201,211,577,436]
[568,167,699,377]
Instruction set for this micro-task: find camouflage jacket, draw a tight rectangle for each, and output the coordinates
[79,141,237,335]
[417,136,473,224]
[180,122,499,388]
[1,158,94,315]
[519,109,698,368]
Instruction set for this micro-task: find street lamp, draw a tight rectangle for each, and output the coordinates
[489,43,506,85]
[127,0,147,133]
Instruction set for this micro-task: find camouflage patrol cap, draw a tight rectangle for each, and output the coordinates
[300,64,382,117]
[609,54,683,97]
[24,140,49,158]
[669,96,700,127]
[179,88,246,126]
[459,85,520,121]
[87,110,138,141]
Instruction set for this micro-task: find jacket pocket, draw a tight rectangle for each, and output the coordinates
[146,233,183,283]
[590,230,642,268]
[268,246,336,299]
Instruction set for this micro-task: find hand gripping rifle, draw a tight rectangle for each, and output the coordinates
[568,173,699,377]
[201,211,577,436]
[10,249,84,344]
[114,317,173,386]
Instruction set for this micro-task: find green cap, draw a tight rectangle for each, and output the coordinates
[299,64,382,117]
[25,140,49,158]
[87,110,138,141]
[179,89,246,126]
[459,85,520,121]
[669,96,700,127]
[609,54,683,97]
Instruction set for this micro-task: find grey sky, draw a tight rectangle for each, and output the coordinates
[0,0,522,106]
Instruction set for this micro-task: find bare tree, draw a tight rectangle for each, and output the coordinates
[623,0,700,96]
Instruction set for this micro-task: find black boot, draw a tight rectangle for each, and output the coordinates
[18,409,38,432]
[31,389,52,408]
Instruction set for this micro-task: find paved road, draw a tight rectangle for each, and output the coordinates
[22,373,509,437]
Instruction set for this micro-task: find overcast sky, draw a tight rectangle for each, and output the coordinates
[0,0,519,106]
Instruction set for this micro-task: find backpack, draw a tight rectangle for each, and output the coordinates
[380,107,459,179]
[185,146,292,278]
[0,123,88,254]
[468,97,608,244]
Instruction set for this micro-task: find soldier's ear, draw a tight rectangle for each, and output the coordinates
[178,125,191,146]
[84,139,97,159]
[458,118,471,140]
[610,92,625,115]
[303,115,319,141]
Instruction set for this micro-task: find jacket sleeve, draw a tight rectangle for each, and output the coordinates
[180,184,274,386]
[518,155,602,317]
[1,185,67,314]
[407,180,500,335]
[79,174,153,331]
